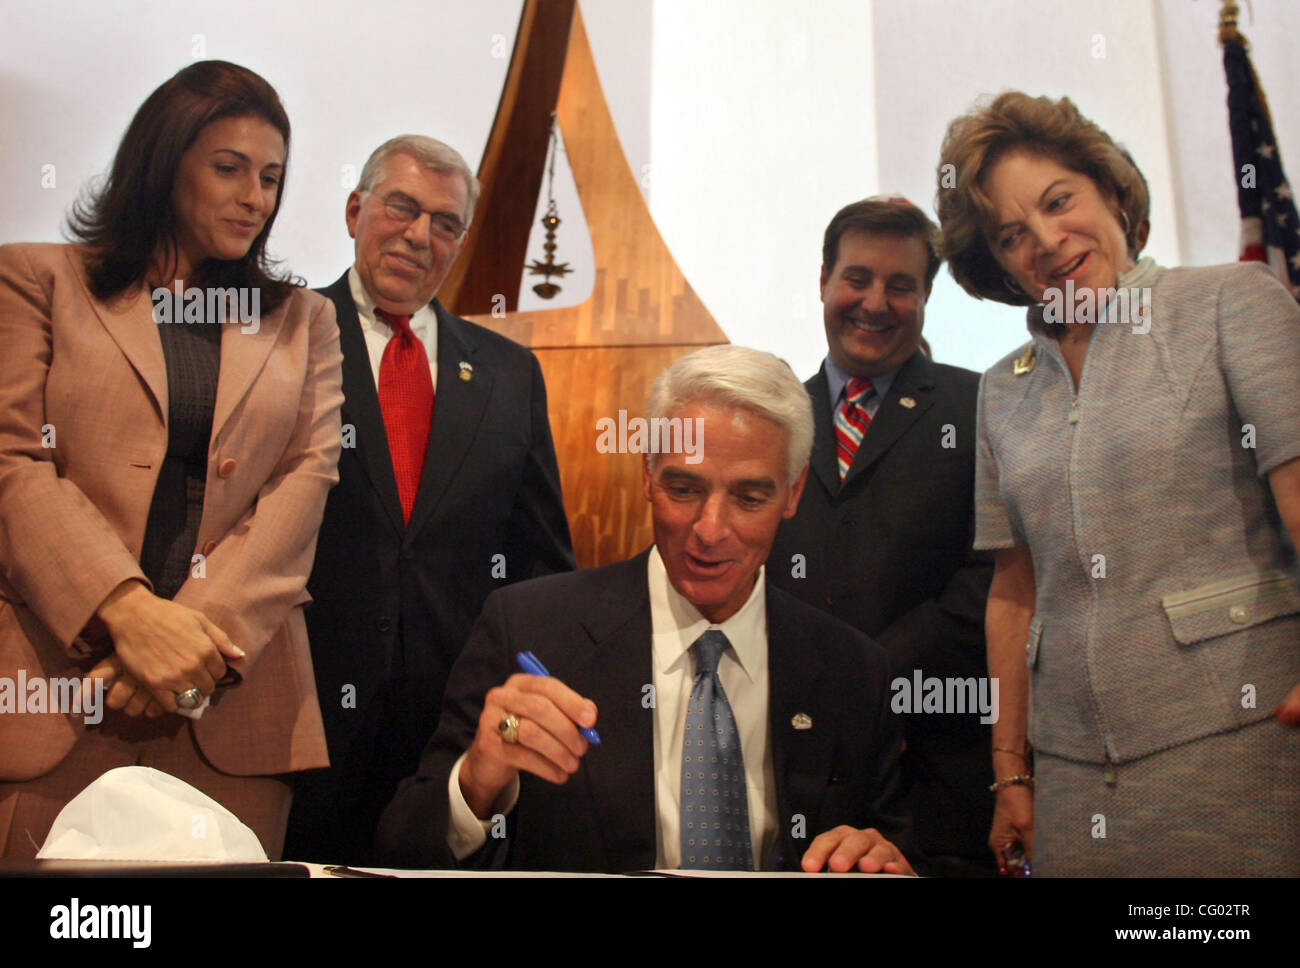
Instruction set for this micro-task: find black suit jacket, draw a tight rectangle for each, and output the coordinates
[767,351,993,870]
[376,550,909,873]
[286,273,575,864]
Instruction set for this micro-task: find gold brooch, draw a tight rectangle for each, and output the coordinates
[1012,345,1036,376]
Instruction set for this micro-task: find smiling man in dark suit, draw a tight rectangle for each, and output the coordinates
[377,345,913,874]
[766,196,994,875]
[284,135,574,865]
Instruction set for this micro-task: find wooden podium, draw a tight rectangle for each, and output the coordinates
[441,0,727,567]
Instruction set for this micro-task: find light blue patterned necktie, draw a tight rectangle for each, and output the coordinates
[680,629,752,870]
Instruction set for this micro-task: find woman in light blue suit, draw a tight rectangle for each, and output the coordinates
[936,91,1300,876]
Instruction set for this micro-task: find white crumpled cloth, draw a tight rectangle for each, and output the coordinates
[37,765,267,862]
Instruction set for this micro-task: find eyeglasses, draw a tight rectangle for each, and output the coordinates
[366,191,467,242]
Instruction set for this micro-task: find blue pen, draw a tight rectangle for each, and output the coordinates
[515,651,601,745]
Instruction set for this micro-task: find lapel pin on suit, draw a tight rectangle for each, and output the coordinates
[899,396,916,409]
[791,712,813,730]
[458,361,474,382]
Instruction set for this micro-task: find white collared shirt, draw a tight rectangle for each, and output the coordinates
[446,546,778,870]
[648,545,777,869]
[347,266,438,391]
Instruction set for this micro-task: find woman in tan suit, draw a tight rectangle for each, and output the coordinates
[0,60,343,860]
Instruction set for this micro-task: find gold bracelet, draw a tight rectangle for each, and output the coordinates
[989,773,1035,793]
[993,746,1027,760]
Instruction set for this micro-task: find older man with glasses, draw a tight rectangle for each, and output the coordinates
[284,135,575,865]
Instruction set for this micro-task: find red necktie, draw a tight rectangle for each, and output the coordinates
[834,376,873,480]
[376,308,434,524]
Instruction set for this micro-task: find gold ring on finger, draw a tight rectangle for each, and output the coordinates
[498,712,520,744]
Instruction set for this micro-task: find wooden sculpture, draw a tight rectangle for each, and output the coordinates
[444,0,728,567]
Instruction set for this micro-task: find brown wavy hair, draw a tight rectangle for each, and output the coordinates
[934,91,1149,306]
[67,60,298,309]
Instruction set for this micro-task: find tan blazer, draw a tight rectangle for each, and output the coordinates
[0,243,342,780]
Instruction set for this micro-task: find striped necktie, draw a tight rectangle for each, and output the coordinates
[834,376,874,480]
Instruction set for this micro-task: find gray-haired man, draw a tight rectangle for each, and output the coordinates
[377,345,913,874]
[285,136,574,864]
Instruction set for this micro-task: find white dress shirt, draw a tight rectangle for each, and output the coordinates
[347,266,439,391]
[446,546,779,869]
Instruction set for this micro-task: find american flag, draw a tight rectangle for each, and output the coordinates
[1222,31,1300,299]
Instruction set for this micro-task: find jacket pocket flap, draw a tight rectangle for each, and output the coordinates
[1025,617,1043,668]
[1160,569,1300,645]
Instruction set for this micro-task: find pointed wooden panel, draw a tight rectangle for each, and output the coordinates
[450,4,725,349]
[532,346,689,565]
[437,0,575,313]
[445,2,727,567]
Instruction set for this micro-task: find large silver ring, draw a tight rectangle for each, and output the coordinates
[176,688,203,710]
[498,713,520,744]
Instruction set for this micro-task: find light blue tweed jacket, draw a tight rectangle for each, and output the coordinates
[975,260,1300,764]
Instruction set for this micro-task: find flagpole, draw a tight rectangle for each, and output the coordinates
[1218,0,1241,45]
[1219,1,1277,133]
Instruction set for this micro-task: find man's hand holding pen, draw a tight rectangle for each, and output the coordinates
[458,671,599,819]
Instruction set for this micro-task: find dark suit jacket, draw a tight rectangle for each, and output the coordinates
[285,273,574,864]
[375,550,909,873]
[766,350,994,870]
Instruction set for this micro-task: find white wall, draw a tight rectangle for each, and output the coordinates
[2,0,1297,379]
[648,0,877,379]
[0,0,519,287]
